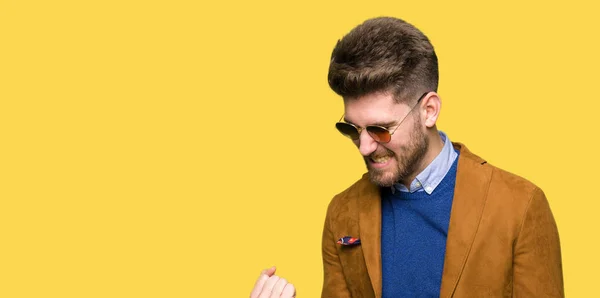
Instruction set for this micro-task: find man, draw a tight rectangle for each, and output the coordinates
[251,16,563,297]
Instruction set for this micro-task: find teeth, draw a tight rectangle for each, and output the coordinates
[372,156,391,163]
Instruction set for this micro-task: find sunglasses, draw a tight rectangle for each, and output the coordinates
[335,92,429,143]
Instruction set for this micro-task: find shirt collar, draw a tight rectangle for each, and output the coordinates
[393,131,458,194]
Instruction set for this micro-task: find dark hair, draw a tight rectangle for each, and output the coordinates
[328,17,439,103]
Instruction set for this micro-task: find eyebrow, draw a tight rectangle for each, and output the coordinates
[344,118,397,128]
[369,121,397,128]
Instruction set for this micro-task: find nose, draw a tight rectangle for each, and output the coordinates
[357,130,378,156]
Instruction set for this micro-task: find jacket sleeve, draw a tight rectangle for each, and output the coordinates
[321,202,352,298]
[513,187,564,297]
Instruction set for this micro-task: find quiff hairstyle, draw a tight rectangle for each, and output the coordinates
[328,17,439,104]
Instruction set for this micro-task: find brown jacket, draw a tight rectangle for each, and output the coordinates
[322,143,563,297]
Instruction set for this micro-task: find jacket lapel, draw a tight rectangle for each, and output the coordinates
[358,177,383,298]
[439,143,493,298]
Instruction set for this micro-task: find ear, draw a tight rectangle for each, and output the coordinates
[420,92,441,128]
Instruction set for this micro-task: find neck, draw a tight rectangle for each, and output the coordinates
[400,129,445,188]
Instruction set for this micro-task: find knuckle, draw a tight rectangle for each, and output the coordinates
[268,275,280,283]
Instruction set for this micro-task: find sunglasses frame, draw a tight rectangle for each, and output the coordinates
[336,92,429,143]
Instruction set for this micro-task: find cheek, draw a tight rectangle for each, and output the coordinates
[383,140,401,151]
[383,142,406,158]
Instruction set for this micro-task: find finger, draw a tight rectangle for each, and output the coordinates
[269,277,288,298]
[258,275,280,298]
[250,267,276,298]
[282,283,296,298]
[250,274,269,298]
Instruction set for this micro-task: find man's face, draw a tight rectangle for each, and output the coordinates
[343,92,429,187]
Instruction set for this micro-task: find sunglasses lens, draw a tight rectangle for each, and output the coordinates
[366,126,391,143]
[336,122,360,140]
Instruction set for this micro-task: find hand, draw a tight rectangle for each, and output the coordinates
[250,266,296,298]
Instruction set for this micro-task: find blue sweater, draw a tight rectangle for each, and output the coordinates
[381,156,459,297]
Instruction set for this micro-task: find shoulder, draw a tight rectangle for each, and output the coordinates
[454,142,546,222]
[454,141,540,195]
[326,174,372,217]
[327,173,380,226]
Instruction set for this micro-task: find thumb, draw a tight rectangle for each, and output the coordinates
[261,266,276,277]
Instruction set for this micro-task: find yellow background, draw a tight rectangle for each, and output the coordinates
[1,0,598,297]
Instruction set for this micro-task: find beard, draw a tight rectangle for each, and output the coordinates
[365,119,429,187]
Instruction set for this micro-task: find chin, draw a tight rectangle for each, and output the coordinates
[368,170,398,188]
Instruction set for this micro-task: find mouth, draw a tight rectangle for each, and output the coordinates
[368,155,393,168]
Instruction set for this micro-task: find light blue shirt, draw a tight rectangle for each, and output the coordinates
[394,131,458,194]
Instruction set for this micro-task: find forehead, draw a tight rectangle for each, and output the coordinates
[343,92,408,125]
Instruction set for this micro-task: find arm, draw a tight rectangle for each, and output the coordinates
[513,187,564,297]
[321,206,351,298]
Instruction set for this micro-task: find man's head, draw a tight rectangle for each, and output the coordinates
[329,17,443,187]
[328,17,438,103]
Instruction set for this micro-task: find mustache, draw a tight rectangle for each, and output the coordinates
[367,148,395,160]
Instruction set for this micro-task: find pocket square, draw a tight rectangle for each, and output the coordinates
[337,236,361,246]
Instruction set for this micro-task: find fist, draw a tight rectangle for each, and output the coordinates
[250,266,296,298]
